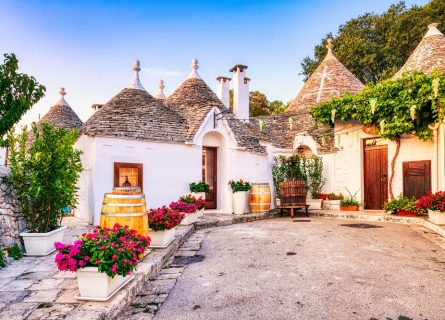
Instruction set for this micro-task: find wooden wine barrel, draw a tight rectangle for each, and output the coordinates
[100,187,149,237]
[249,183,271,213]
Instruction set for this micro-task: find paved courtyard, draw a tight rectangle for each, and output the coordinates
[154,218,445,320]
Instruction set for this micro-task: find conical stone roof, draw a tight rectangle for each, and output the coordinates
[166,59,265,153]
[287,39,363,113]
[393,23,445,78]
[39,88,83,130]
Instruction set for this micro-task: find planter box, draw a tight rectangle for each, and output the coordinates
[196,208,204,218]
[397,210,418,217]
[341,205,359,211]
[191,192,206,200]
[323,200,341,210]
[180,211,199,225]
[149,228,176,248]
[307,199,323,210]
[75,267,133,301]
[20,226,67,256]
[428,209,445,225]
[233,191,248,215]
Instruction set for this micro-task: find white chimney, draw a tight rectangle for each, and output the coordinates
[230,64,249,121]
[216,76,231,109]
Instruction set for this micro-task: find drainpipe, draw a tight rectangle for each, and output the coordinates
[429,123,440,192]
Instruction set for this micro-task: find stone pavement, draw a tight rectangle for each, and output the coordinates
[117,229,211,319]
[0,210,280,319]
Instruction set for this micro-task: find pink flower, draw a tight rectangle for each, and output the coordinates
[112,254,118,261]
[84,256,90,261]
[78,260,85,267]
[111,263,118,273]
[54,242,65,250]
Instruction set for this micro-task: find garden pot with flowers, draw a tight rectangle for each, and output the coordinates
[180,194,206,217]
[9,123,83,256]
[54,224,150,301]
[189,181,210,202]
[147,206,184,248]
[229,180,252,215]
[416,191,445,225]
[170,200,199,225]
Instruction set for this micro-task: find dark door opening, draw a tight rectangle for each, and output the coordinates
[202,147,217,209]
[364,138,388,209]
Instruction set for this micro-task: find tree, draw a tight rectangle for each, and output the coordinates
[228,89,288,116]
[8,123,83,233]
[0,54,46,142]
[301,0,445,83]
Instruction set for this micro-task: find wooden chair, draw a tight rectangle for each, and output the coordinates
[278,180,309,218]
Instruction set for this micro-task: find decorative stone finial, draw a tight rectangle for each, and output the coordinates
[155,80,167,100]
[128,60,146,91]
[426,22,442,37]
[187,58,201,79]
[325,38,335,60]
[55,87,69,107]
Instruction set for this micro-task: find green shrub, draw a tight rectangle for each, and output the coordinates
[0,250,5,269]
[189,181,210,194]
[7,244,23,260]
[384,194,421,215]
[8,122,83,233]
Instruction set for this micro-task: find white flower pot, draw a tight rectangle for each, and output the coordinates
[20,226,67,256]
[323,200,341,210]
[149,228,176,248]
[233,191,247,215]
[428,209,445,225]
[191,192,206,200]
[180,211,199,225]
[75,267,132,301]
[306,199,323,210]
[196,208,204,218]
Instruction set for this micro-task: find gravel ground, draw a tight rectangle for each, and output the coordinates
[154,218,445,320]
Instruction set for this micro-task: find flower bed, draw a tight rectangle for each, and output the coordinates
[170,200,199,225]
[417,191,445,224]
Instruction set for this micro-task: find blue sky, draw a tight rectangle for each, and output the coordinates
[1,0,429,124]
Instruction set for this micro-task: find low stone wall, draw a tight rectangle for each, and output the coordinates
[0,166,24,249]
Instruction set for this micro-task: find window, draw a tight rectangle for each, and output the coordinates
[114,162,143,190]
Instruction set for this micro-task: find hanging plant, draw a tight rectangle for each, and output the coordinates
[310,71,444,199]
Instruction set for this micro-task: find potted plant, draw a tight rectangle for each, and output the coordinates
[189,181,210,200]
[323,193,344,210]
[54,224,150,301]
[306,156,326,209]
[180,194,206,217]
[8,123,82,256]
[147,206,184,248]
[340,188,361,211]
[384,194,421,217]
[170,200,198,225]
[416,191,445,225]
[229,179,252,215]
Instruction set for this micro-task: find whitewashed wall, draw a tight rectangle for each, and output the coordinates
[333,122,435,203]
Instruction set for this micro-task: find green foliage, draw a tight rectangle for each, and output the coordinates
[228,89,287,116]
[229,179,252,193]
[340,187,361,207]
[8,122,83,233]
[301,0,445,83]
[311,71,444,141]
[272,155,326,198]
[0,250,5,269]
[189,181,210,194]
[306,155,326,198]
[384,194,423,214]
[0,54,45,144]
[7,244,23,260]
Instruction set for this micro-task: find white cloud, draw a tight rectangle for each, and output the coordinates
[141,68,183,77]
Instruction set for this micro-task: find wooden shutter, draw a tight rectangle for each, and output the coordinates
[403,160,431,199]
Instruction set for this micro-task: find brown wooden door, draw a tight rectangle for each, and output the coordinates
[403,160,431,199]
[364,139,388,209]
[202,147,217,209]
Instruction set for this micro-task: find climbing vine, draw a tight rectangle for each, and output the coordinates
[310,71,445,198]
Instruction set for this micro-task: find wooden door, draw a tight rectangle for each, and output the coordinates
[364,139,388,209]
[403,160,431,199]
[202,147,217,209]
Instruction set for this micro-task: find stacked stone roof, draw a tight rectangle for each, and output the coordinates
[38,88,83,130]
[82,87,187,143]
[393,23,445,78]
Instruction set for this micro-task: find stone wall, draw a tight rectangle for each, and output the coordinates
[0,166,24,248]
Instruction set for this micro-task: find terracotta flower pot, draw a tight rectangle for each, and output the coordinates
[341,205,359,211]
[396,210,417,217]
